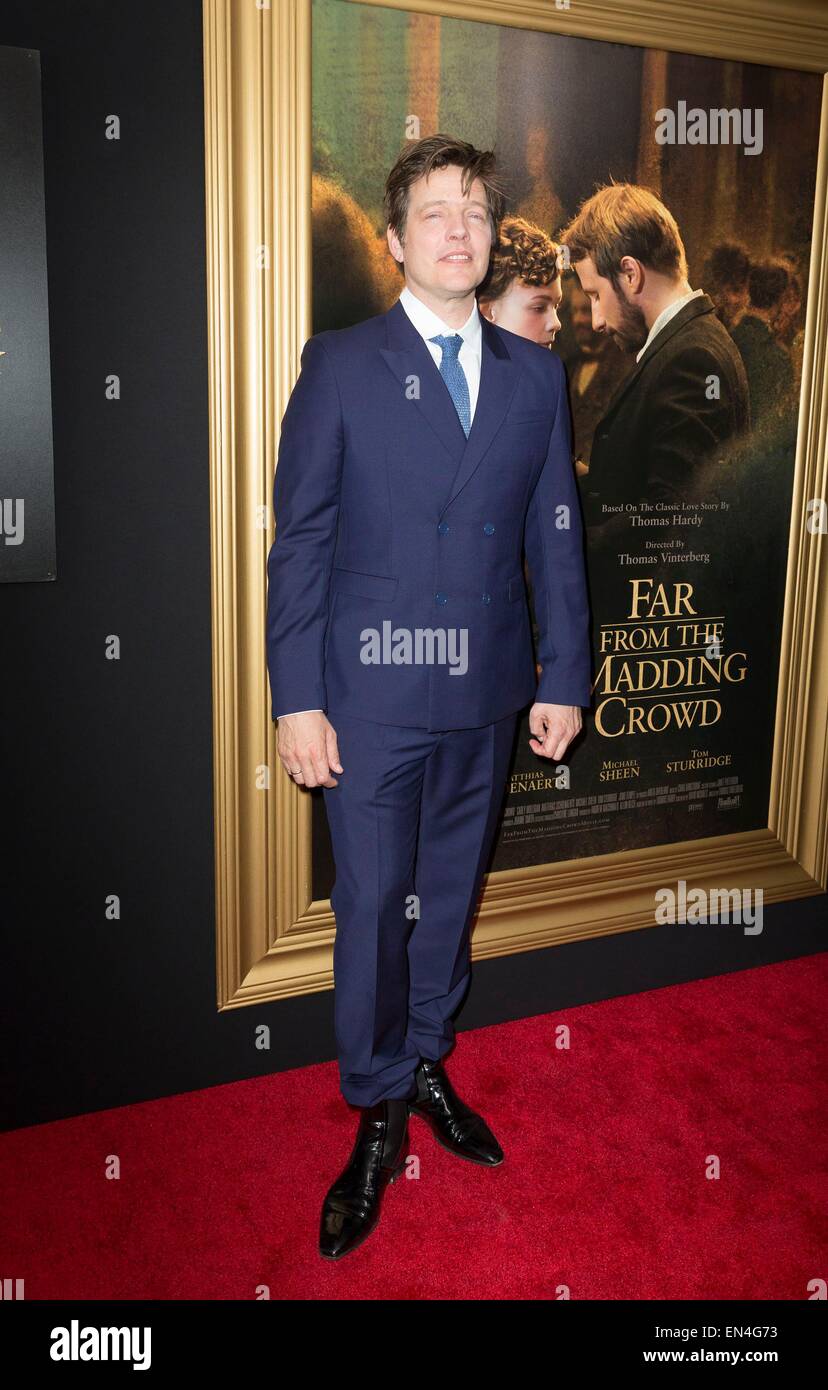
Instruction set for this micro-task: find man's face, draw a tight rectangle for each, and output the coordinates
[386,164,493,304]
[481,275,563,347]
[574,255,648,354]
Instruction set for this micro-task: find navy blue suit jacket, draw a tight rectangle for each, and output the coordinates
[266,297,592,731]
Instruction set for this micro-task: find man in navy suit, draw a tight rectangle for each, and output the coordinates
[266,135,592,1259]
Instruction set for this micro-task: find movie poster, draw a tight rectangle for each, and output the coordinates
[307,0,822,898]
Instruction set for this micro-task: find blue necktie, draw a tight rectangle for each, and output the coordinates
[429,333,471,437]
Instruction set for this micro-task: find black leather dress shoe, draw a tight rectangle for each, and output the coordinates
[319,1097,410,1260]
[407,1056,504,1165]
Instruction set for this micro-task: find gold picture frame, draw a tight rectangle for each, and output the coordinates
[203,0,828,1009]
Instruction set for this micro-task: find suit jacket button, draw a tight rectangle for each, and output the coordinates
[483,523,495,535]
[437,521,449,535]
[481,592,491,603]
[435,592,448,604]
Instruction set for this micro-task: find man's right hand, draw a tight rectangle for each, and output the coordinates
[276,711,343,788]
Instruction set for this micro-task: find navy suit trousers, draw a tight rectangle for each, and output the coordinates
[322,707,518,1106]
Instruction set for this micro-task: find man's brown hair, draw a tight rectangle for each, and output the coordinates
[383,133,507,246]
[560,182,688,288]
[477,216,563,303]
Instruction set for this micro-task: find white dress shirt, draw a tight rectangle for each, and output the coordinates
[635,287,705,362]
[276,286,483,720]
[398,283,482,422]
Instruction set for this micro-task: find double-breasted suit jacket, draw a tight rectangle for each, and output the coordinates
[266,296,592,732]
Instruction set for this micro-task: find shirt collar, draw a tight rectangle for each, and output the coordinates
[399,283,482,355]
[636,287,705,362]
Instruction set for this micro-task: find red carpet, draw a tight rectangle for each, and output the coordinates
[2,956,826,1299]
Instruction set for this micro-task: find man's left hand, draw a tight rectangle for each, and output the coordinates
[528,702,583,760]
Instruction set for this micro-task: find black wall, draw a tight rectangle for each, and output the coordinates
[2,0,825,1134]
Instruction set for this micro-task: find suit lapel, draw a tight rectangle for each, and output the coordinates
[379,298,521,516]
